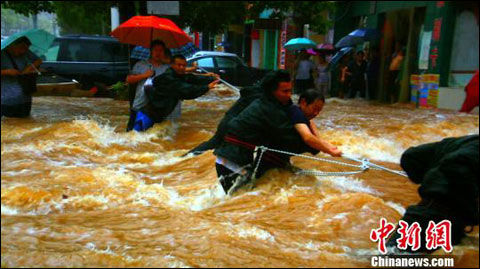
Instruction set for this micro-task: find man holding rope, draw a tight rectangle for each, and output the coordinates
[213,71,344,195]
[133,54,220,132]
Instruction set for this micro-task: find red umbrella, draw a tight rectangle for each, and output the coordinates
[110,16,192,49]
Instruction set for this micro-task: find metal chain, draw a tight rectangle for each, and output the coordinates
[297,169,367,177]
[257,146,365,169]
[257,146,409,178]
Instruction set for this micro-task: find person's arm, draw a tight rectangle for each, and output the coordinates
[294,123,342,157]
[185,73,216,85]
[155,75,219,100]
[1,69,21,76]
[185,61,198,73]
[22,58,43,74]
[310,120,320,137]
[126,62,154,84]
[126,70,153,84]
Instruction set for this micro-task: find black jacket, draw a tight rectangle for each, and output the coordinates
[401,135,479,225]
[188,85,264,154]
[214,92,317,169]
[143,68,214,122]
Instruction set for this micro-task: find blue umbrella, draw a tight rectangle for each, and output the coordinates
[1,29,55,57]
[327,47,354,71]
[284,37,316,51]
[130,46,150,60]
[335,28,380,48]
[130,42,199,60]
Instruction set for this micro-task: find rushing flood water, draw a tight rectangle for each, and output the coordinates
[1,86,479,267]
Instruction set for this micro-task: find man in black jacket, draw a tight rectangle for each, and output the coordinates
[185,83,264,156]
[134,55,219,131]
[387,135,479,253]
[213,70,318,195]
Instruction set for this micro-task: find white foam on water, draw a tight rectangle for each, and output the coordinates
[385,201,406,216]
[315,176,381,195]
[1,204,19,216]
[6,126,47,140]
[332,212,349,220]
[224,222,276,243]
[273,188,296,205]
[1,169,36,177]
[340,135,403,163]
[72,119,159,147]
[164,255,191,268]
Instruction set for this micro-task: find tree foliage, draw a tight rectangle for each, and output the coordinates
[1,1,55,17]
[247,1,336,36]
[177,1,248,34]
[53,1,115,35]
[1,1,335,37]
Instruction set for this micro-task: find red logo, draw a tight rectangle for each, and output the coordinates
[426,220,453,252]
[370,218,396,254]
[371,219,453,253]
[396,220,422,251]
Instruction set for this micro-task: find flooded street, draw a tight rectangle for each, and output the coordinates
[1,87,479,268]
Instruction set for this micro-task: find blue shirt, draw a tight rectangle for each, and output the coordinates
[1,50,40,105]
[288,105,314,132]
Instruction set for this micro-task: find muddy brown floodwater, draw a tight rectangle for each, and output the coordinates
[1,86,479,267]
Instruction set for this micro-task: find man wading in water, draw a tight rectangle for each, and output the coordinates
[133,55,220,132]
[214,71,341,195]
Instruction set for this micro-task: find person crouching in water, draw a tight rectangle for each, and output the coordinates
[133,55,220,132]
[290,89,342,157]
[214,71,342,195]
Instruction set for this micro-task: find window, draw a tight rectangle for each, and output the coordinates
[57,40,117,62]
[111,43,129,62]
[216,57,239,69]
[196,57,214,68]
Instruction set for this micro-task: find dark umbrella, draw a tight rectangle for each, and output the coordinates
[327,47,354,71]
[335,28,380,48]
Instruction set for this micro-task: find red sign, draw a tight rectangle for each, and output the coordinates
[251,30,259,40]
[430,46,439,69]
[426,220,453,252]
[370,218,396,254]
[396,220,422,251]
[370,219,454,253]
[433,18,442,41]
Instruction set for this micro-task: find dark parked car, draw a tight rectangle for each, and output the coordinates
[187,51,269,87]
[40,35,129,89]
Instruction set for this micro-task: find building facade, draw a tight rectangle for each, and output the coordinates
[334,1,479,104]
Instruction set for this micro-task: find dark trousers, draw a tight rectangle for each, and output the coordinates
[367,76,377,100]
[216,163,241,194]
[294,78,314,95]
[348,80,366,99]
[126,109,137,132]
[1,102,32,118]
[216,158,274,194]
[126,83,137,132]
[388,70,400,103]
[186,133,222,156]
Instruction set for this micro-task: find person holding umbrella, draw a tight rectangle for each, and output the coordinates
[125,40,170,131]
[293,50,316,95]
[1,36,42,118]
[133,55,220,132]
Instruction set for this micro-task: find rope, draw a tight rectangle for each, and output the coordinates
[256,146,409,178]
[221,144,408,194]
